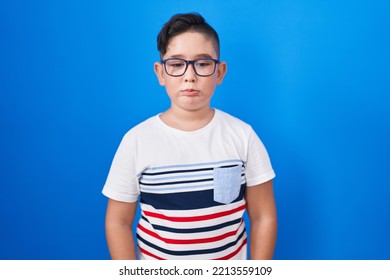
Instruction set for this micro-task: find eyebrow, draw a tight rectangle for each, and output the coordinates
[167,53,214,59]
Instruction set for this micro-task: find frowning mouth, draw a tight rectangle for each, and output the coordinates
[181,89,200,96]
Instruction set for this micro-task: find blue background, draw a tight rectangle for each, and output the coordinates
[1,0,389,260]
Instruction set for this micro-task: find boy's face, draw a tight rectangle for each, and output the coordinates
[154,31,227,113]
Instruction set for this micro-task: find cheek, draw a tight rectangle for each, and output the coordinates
[164,78,180,93]
[205,77,219,90]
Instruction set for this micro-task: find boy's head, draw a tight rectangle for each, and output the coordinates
[157,13,220,59]
[154,13,227,114]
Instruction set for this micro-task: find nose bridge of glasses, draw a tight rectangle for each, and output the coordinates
[184,60,197,76]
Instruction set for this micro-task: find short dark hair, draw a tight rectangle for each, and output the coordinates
[157,13,220,59]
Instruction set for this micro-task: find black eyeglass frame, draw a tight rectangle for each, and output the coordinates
[160,58,220,77]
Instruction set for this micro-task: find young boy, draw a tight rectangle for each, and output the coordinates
[102,13,277,260]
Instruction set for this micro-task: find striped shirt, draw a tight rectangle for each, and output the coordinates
[103,109,275,259]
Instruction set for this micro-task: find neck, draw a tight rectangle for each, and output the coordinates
[160,107,215,131]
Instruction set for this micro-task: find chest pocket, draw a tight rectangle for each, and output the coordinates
[213,165,242,204]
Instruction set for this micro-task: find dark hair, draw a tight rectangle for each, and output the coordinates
[157,13,220,59]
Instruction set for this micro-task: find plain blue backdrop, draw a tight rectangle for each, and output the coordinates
[1,0,389,259]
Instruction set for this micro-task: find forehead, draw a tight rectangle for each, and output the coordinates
[165,31,218,58]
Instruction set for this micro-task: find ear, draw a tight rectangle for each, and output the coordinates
[154,62,166,86]
[216,61,227,85]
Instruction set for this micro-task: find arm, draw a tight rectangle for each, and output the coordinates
[105,198,138,259]
[245,180,277,260]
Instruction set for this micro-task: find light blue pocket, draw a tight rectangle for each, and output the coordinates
[213,165,242,204]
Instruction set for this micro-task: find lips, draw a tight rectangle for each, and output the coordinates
[181,89,199,96]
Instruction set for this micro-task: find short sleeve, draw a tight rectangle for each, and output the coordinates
[102,133,140,202]
[245,128,275,187]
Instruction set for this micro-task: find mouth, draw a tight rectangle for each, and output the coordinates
[181,89,200,96]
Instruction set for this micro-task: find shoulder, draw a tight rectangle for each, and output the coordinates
[215,109,254,133]
[121,114,160,142]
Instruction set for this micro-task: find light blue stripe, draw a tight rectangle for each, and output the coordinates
[140,183,214,193]
[141,172,245,184]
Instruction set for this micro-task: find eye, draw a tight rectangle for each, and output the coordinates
[167,60,185,68]
[195,60,213,67]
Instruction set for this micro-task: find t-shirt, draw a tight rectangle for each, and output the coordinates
[102,109,275,260]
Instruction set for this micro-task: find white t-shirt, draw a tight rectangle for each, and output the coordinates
[102,109,275,260]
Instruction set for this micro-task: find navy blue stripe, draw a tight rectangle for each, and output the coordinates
[140,184,246,210]
[141,216,243,234]
[137,227,246,257]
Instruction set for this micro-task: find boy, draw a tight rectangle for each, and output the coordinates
[102,13,277,260]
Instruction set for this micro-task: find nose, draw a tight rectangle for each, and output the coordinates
[184,63,197,82]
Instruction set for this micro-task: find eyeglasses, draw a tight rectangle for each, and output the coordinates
[161,58,220,77]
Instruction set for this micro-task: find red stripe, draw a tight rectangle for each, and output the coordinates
[143,204,246,222]
[212,238,247,260]
[138,220,244,245]
[139,247,166,260]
